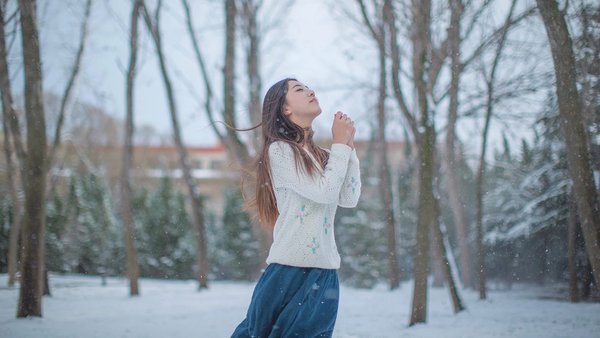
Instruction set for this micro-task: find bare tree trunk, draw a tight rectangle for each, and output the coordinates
[568,192,580,302]
[475,89,491,300]
[432,194,464,313]
[223,0,250,166]
[3,112,21,288]
[443,0,474,290]
[183,0,270,274]
[377,1,400,291]
[357,0,400,291]
[0,5,25,165]
[142,1,209,289]
[180,0,225,145]
[239,0,271,269]
[430,224,445,288]
[240,0,262,152]
[47,0,91,167]
[120,0,142,296]
[0,1,23,288]
[42,0,93,298]
[475,0,517,300]
[537,0,600,292]
[17,0,48,318]
[409,0,434,326]
[46,0,92,193]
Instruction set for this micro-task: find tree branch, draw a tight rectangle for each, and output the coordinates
[48,0,93,168]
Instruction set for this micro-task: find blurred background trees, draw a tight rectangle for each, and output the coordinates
[0,0,598,324]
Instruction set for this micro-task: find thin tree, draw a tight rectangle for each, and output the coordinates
[0,0,22,288]
[223,0,251,165]
[536,0,600,291]
[119,0,143,296]
[142,0,209,289]
[442,0,474,289]
[238,0,275,265]
[16,0,48,317]
[383,0,465,324]
[180,0,225,145]
[42,0,93,297]
[474,0,517,300]
[384,0,461,323]
[240,0,262,152]
[356,0,400,290]
[182,0,292,268]
[432,189,464,312]
[46,0,93,190]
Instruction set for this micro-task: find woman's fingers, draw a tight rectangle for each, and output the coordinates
[332,112,356,144]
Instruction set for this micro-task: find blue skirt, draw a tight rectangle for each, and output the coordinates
[232,263,340,338]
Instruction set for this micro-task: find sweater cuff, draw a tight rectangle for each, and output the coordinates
[350,148,358,162]
[330,143,353,160]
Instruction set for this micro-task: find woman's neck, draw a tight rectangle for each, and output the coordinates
[302,127,312,148]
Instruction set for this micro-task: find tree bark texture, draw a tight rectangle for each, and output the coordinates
[409,0,433,325]
[17,0,48,318]
[120,0,142,296]
[537,0,600,291]
[568,193,580,302]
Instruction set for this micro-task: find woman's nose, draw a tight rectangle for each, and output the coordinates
[308,89,315,97]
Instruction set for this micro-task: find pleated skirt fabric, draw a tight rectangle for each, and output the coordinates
[231,263,340,338]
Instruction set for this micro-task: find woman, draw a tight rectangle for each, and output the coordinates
[232,78,361,337]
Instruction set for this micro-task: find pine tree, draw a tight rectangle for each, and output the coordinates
[45,191,70,272]
[337,137,387,288]
[134,177,195,279]
[213,187,260,280]
[485,97,571,285]
[61,171,122,277]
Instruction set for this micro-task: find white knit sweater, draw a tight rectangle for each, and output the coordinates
[265,141,362,269]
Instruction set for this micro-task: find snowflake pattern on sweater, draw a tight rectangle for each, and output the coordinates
[265,142,362,269]
[295,205,309,224]
[307,237,320,254]
[323,217,332,235]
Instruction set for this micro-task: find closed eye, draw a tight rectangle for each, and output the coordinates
[292,84,309,92]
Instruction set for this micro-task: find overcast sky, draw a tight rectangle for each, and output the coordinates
[24,0,372,146]
[6,0,553,161]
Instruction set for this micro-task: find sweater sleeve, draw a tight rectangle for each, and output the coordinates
[338,149,362,208]
[269,141,352,204]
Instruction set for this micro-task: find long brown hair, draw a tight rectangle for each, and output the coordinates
[246,78,329,230]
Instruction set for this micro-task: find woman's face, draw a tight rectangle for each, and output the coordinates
[283,80,321,128]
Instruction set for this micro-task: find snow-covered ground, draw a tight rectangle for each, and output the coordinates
[0,273,598,338]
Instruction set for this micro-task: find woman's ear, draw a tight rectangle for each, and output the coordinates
[283,105,292,117]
